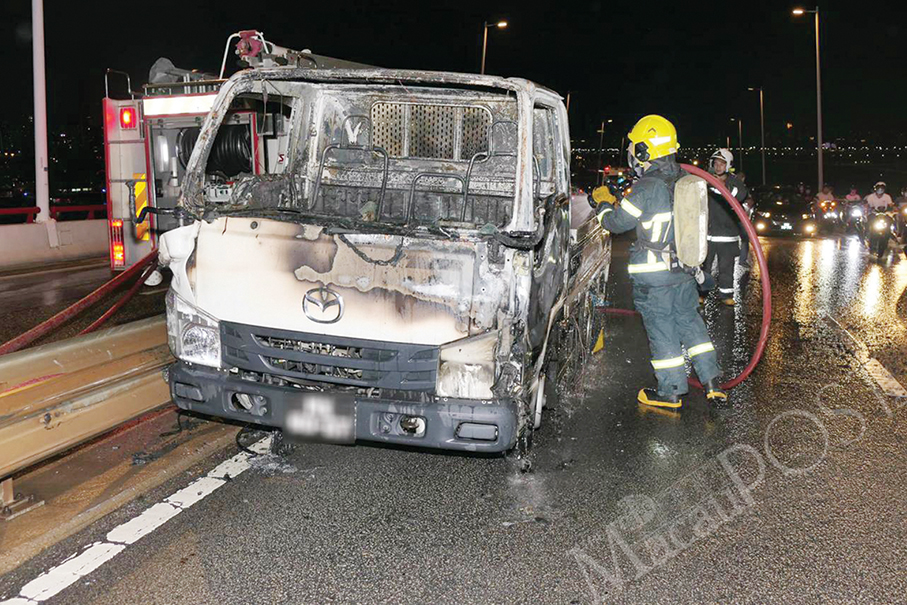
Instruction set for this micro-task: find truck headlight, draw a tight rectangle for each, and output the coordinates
[436,331,498,400]
[166,289,222,368]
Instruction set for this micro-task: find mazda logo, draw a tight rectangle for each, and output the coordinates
[303,287,344,324]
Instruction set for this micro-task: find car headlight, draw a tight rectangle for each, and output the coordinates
[166,289,222,368]
[756,222,767,231]
[436,331,498,400]
[804,223,816,233]
[761,211,771,218]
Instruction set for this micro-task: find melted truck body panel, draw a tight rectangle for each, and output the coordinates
[161,65,610,453]
[192,217,518,345]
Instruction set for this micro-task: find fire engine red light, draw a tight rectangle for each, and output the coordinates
[109,219,126,268]
[119,107,137,129]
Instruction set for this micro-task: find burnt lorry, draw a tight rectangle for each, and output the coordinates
[156,64,610,453]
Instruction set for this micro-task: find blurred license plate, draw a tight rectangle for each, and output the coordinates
[284,394,355,444]
[781,223,792,230]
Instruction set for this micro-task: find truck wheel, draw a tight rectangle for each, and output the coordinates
[509,409,534,471]
[533,372,546,429]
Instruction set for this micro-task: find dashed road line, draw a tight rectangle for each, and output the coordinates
[1,436,272,604]
[823,313,907,398]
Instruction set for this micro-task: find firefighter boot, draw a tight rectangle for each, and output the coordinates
[705,379,728,404]
[638,388,682,409]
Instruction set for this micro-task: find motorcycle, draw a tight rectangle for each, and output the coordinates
[865,208,899,258]
[898,205,907,239]
[816,199,842,232]
[845,203,865,235]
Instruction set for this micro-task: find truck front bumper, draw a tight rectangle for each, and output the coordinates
[168,362,519,453]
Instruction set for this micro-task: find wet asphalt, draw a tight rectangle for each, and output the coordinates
[0,258,167,347]
[2,232,906,604]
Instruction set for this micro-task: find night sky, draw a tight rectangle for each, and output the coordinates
[2,0,904,146]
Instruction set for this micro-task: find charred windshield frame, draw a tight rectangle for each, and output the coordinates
[179,68,546,235]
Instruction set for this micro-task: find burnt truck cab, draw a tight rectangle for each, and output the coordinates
[159,66,610,453]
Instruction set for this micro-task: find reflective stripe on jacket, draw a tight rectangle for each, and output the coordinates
[598,157,690,286]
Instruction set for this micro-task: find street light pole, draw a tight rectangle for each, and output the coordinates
[793,6,824,193]
[32,0,50,224]
[480,20,508,75]
[748,87,767,185]
[814,7,824,192]
[730,118,743,169]
[597,119,612,185]
[738,118,743,167]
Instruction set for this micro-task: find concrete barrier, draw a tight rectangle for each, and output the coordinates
[0,220,108,271]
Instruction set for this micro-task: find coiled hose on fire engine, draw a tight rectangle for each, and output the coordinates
[177,125,252,176]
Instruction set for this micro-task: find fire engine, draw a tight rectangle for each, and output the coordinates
[102,30,367,274]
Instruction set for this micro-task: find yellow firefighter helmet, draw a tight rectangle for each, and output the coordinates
[627,115,679,162]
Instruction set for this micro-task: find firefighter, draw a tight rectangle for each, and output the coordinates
[597,115,727,408]
[703,149,748,306]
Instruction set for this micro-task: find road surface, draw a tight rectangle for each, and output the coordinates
[2,233,906,604]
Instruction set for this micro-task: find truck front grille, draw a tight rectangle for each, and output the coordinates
[221,322,439,391]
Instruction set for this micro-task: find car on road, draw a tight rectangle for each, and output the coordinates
[157,60,610,455]
[752,185,817,236]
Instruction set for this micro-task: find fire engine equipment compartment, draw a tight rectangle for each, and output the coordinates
[160,67,610,453]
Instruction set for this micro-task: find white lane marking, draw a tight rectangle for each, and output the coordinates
[2,436,272,604]
[18,543,125,602]
[164,476,230,509]
[823,314,907,398]
[864,359,907,398]
[104,502,182,546]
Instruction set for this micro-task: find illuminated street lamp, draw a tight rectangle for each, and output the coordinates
[792,6,824,193]
[748,87,767,185]
[480,20,508,75]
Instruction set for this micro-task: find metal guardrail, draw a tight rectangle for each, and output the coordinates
[0,317,172,519]
[0,204,107,223]
[50,204,107,220]
[0,207,40,223]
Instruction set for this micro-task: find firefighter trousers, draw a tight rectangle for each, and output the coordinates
[632,278,720,397]
[704,240,739,298]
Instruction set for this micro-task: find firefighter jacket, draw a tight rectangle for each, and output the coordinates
[597,157,690,287]
[707,173,748,241]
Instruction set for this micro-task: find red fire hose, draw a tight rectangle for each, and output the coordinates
[0,250,158,356]
[680,164,771,390]
[602,165,772,391]
[78,260,159,336]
